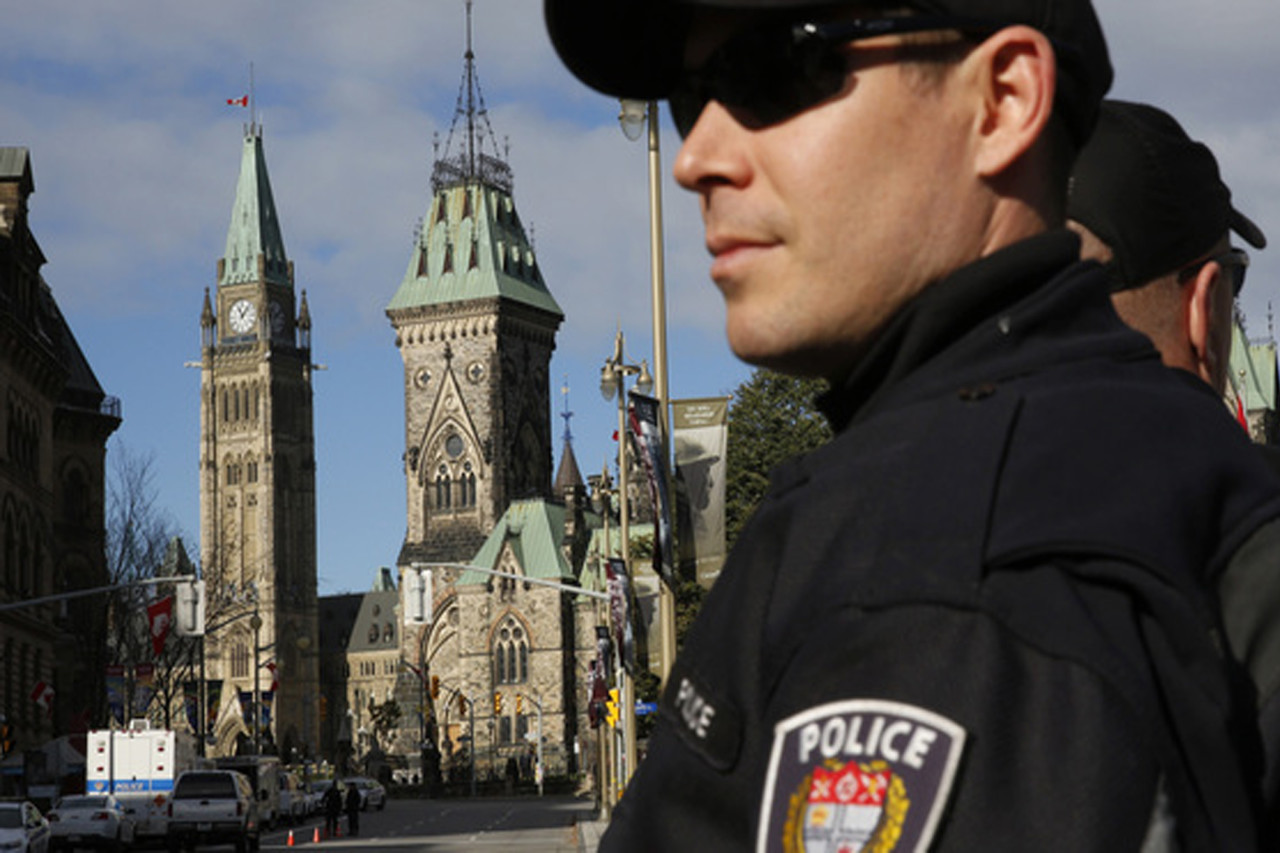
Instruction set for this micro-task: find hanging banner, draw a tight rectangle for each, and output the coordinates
[105,665,126,726]
[605,558,636,674]
[260,691,274,732]
[265,661,279,693]
[587,658,609,729]
[673,397,730,587]
[206,679,223,736]
[133,663,155,717]
[182,682,200,733]
[238,690,254,727]
[147,596,173,658]
[628,391,675,588]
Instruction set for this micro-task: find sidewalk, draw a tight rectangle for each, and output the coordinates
[576,811,609,852]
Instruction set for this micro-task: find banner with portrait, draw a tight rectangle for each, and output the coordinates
[206,679,223,736]
[627,392,675,588]
[182,681,200,733]
[605,558,637,674]
[105,665,126,726]
[673,397,730,587]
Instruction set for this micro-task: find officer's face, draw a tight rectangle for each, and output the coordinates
[672,10,990,379]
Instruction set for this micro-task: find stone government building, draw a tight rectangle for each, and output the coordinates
[0,148,120,754]
[310,9,621,783]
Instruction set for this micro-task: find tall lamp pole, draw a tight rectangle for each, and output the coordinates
[619,99,676,685]
[600,330,650,788]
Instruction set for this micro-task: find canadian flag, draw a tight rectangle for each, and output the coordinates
[227,95,249,107]
[30,682,54,715]
[147,596,173,658]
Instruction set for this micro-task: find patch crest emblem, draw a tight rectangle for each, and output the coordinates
[757,699,966,853]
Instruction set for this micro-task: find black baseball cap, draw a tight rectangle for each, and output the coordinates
[544,0,1113,145]
[1067,99,1267,290]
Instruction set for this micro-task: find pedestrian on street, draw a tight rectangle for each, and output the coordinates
[345,782,361,837]
[322,783,342,838]
[546,0,1280,849]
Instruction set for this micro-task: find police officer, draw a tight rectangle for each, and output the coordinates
[1067,98,1280,825]
[1068,99,1265,397]
[547,0,1280,849]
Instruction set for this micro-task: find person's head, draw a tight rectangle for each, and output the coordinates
[546,0,1112,378]
[1067,99,1266,394]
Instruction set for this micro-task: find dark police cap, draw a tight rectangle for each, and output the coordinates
[544,0,1112,144]
[1067,99,1267,290]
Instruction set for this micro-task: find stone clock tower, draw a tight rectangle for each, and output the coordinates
[199,123,320,760]
[386,10,563,569]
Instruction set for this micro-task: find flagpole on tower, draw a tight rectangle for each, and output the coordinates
[249,61,257,133]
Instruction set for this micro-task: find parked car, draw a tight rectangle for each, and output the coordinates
[298,781,321,817]
[166,770,260,853]
[276,771,307,826]
[339,778,385,812]
[0,801,50,853]
[47,795,134,853]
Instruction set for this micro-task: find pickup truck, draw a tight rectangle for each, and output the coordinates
[166,770,260,853]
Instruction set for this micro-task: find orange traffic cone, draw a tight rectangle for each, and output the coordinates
[313,827,321,843]
[287,831,295,847]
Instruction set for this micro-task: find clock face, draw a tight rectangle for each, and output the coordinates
[229,299,257,334]
[269,301,286,336]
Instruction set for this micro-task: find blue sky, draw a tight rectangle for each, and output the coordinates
[4,0,1280,595]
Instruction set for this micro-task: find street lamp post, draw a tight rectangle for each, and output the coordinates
[599,330,649,788]
[250,611,262,754]
[619,99,677,686]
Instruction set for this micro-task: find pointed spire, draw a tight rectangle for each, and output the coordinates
[554,377,583,493]
[220,124,290,289]
[554,437,585,494]
[297,289,311,350]
[430,0,513,194]
[201,287,216,349]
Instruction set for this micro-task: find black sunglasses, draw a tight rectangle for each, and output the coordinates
[1178,247,1250,296]
[667,15,1001,138]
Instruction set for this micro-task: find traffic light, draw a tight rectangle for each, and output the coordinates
[493,692,503,715]
[431,676,440,700]
[515,694,524,714]
[0,722,12,757]
[605,689,619,727]
[319,695,328,721]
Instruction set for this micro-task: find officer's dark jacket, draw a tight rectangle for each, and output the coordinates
[603,232,1280,851]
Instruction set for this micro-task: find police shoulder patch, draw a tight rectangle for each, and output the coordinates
[757,699,966,853]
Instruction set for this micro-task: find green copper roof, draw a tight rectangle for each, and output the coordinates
[387,182,562,317]
[1230,322,1277,410]
[458,498,577,585]
[220,125,290,288]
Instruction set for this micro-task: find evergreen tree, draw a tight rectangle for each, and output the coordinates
[725,370,832,549]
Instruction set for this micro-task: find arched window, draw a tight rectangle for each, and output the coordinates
[231,642,249,679]
[436,467,452,510]
[3,513,14,591]
[492,617,529,685]
[461,464,477,508]
[62,468,89,525]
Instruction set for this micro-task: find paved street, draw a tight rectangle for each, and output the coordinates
[252,796,597,853]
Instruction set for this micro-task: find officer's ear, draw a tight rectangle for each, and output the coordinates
[1184,258,1234,393]
[966,25,1057,180]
